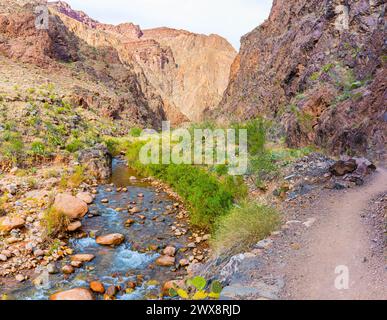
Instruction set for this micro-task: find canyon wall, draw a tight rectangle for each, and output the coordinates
[214,0,386,159]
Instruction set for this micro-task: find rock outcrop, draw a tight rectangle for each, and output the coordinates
[48,1,236,123]
[0,1,235,127]
[214,0,386,160]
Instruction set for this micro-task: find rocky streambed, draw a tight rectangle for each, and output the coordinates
[1,159,210,300]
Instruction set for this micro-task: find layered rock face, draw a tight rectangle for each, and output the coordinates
[51,1,236,123]
[215,0,386,160]
[0,1,167,129]
[0,1,235,126]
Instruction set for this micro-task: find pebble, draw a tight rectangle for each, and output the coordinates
[15,274,25,282]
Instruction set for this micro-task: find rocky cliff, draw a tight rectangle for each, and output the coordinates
[215,0,386,160]
[0,1,236,127]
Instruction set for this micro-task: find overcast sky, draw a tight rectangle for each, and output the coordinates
[62,0,273,49]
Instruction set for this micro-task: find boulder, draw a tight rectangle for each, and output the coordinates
[53,194,88,220]
[353,157,377,176]
[50,288,94,300]
[329,159,357,176]
[78,144,112,180]
[96,233,125,246]
[76,192,94,204]
[0,217,25,232]
[155,255,175,267]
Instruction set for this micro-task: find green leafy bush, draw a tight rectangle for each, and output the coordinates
[125,141,237,228]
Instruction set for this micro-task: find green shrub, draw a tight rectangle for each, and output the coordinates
[30,141,46,157]
[130,127,143,137]
[212,201,280,254]
[232,118,269,156]
[65,138,83,153]
[125,141,238,228]
[0,131,24,164]
[68,166,86,187]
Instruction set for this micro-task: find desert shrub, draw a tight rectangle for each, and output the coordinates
[67,165,85,188]
[30,141,47,157]
[41,206,69,236]
[212,201,280,254]
[65,138,83,153]
[0,131,24,164]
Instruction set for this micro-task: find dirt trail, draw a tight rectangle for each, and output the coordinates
[282,168,387,300]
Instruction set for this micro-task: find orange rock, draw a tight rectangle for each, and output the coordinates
[155,255,175,267]
[50,288,94,300]
[90,281,105,294]
[96,233,125,246]
[53,193,88,220]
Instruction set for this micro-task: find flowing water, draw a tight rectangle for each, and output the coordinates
[3,159,196,300]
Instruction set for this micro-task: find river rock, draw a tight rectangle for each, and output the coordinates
[47,263,58,274]
[129,207,142,214]
[163,246,176,257]
[0,216,25,232]
[53,194,88,220]
[0,254,7,261]
[71,254,95,263]
[96,233,125,246]
[50,288,94,300]
[62,265,75,274]
[67,221,82,232]
[76,192,94,204]
[105,285,118,298]
[179,259,190,267]
[155,255,175,267]
[90,281,105,294]
[125,219,135,226]
[15,274,25,282]
[71,260,83,268]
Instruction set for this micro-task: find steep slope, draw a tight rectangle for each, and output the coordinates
[214,0,386,160]
[0,0,167,129]
[50,1,237,122]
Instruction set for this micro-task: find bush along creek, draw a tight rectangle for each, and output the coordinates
[0,158,212,300]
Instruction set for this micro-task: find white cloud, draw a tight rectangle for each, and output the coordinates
[63,0,273,49]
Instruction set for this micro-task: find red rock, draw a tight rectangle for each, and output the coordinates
[163,246,176,257]
[71,254,95,262]
[96,233,125,246]
[90,281,105,294]
[53,194,88,220]
[50,288,94,300]
[0,217,25,232]
[155,255,175,267]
